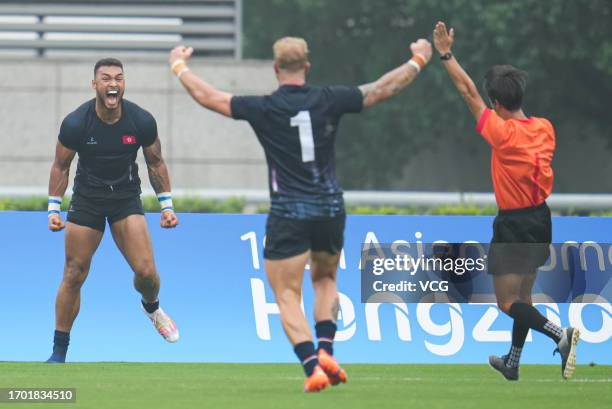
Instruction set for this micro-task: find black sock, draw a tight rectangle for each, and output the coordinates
[505,345,523,368]
[505,321,529,368]
[511,320,530,349]
[315,321,337,355]
[52,330,70,356]
[142,299,159,314]
[508,302,563,343]
[294,341,318,377]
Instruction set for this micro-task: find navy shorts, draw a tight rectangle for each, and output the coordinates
[67,193,144,232]
[264,213,346,260]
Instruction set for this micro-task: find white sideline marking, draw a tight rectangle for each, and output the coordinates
[534,378,612,383]
[279,376,612,383]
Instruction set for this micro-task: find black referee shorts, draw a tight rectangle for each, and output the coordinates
[67,193,145,232]
[264,213,346,260]
[488,202,552,275]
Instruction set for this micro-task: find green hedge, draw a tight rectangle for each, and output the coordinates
[140,196,246,213]
[346,204,498,216]
[1,196,610,216]
[0,197,49,211]
[0,196,246,213]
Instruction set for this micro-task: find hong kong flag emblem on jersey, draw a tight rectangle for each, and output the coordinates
[122,135,137,144]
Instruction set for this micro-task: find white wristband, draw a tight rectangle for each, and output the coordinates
[157,192,174,213]
[48,196,62,217]
[407,59,421,73]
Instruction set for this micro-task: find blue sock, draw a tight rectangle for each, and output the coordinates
[294,341,318,377]
[315,321,337,355]
[46,330,69,363]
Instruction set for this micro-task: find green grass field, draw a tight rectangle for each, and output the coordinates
[1,363,610,409]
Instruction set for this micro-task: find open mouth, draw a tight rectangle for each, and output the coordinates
[106,89,119,105]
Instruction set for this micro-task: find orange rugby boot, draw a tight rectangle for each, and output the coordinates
[303,366,330,393]
[318,349,347,385]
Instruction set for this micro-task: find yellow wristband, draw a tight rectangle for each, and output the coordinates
[171,59,189,77]
[411,54,427,70]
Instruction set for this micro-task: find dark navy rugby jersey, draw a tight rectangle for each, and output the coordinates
[58,98,157,199]
[231,85,363,219]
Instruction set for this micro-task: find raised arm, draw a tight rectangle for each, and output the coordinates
[168,46,233,117]
[48,141,76,231]
[433,22,486,121]
[359,39,432,108]
[143,137,178,228]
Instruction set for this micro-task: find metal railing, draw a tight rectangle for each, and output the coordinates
[1,187,611,212]
[0,0,241,58]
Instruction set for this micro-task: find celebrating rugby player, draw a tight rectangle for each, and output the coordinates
[168,36,432,391]
[433,22,579,380]
[46,58,180,363]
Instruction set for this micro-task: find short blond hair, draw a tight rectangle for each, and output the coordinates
[273,37,309,72]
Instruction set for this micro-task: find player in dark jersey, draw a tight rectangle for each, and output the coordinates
[168,36,432,391]
[433,22,578,380]
[46,58,180,363]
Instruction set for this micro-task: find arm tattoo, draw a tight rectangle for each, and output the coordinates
[359,83,375,99]
[147,166,164,193]
[359,82,376,100]
[386,64,417,96]
[144,138,163,166]
[49,142,75,196]
[360,63,418,107]
[143,138,171,194]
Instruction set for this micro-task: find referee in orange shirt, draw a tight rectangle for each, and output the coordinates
[433,22,579,380]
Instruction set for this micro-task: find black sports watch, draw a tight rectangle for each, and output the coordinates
[440,52,453,61]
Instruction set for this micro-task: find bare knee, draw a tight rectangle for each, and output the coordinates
[497,301,515,314]
[63,259,89,289]
[518,293,533,306]
[493,275,525,315]
[133,262,157,281]
[275,287,302,309]
[311,267,335,284]
[310,253,339,284]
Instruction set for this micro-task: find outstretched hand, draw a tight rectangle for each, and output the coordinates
[169,45,194,65]
[433,21,455,55]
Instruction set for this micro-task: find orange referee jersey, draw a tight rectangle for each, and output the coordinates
[476,108,555,210]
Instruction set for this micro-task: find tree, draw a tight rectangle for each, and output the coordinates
[243,0,612,191]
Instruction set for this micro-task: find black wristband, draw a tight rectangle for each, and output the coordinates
[440,52,453,61]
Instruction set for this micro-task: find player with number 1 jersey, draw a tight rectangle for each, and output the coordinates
[168,36,432,392]
[231,84,362,221]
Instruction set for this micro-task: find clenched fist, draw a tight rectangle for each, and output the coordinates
[160,210,179,228]
[48,214,65,232]
[410,39,433,63]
